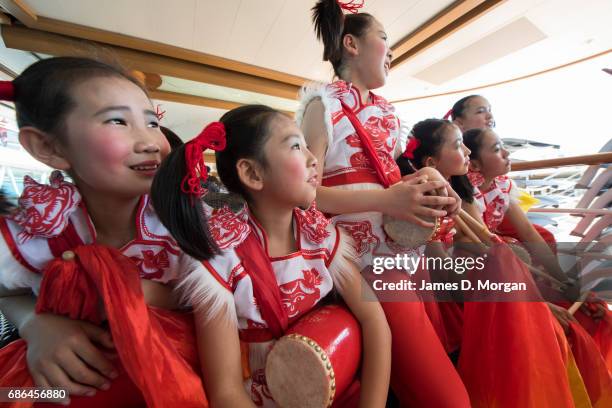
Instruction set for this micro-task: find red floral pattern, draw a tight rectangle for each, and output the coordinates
[279,268,322,319]
[11,171,81,243]
[337,220,380,256]
[250,368,274,406]
[130,249,170,279]
[294,204,330,244]
[474,176,513,231]
[209,206,250,249]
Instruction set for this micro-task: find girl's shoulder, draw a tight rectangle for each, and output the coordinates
[0,172,83,291]
[8,171,82,242]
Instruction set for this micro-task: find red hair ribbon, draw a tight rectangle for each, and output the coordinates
[337,0,364,14]
[181,122,226,197]
[0,81,15,101]
[443,108,453,120]
[155,105,166,121]
[402,137,420,159]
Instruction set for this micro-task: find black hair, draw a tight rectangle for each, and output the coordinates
[0,190,14,216]
[160,126,184,150]
[11,57,144,139]
[312,0,375,77]
[396,118,474,203]
[151,104,283,260]
[463,128,488,161]
[449,95,480,120]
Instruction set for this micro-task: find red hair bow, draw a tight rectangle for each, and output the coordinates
[337,0,364,14]
[0,81,15,101]
[443,109,453,120]
[402,137,420,159]
[181,122,226,197]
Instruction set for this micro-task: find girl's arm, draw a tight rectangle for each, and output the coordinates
[194,312,255,408]
[504,202,567,282]
[0,294,116,396]
[141,279,180,310]
[335,262,391,408]
[301,99,455,228]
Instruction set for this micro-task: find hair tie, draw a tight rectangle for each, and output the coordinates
[402,136,420,160]
[337,0,364,14]
[0,81,15,102]
[443,109,453,120]
[181,122,226,198]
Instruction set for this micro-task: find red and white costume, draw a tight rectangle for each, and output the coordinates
[182,203,355,407]
[0,173,210,408]
[296,81,475,407]
[471,174,517,232]
[296,80,417,269]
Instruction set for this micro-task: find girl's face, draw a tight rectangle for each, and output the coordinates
[353,19,392,90]
[428,124,471,179]
[455,96,495,131]
[260,115,318,209]
[59,76,170,199]
[470,130,510,178]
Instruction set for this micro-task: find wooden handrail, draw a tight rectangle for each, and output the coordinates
[528,208,612,216]
[511,152,612,171]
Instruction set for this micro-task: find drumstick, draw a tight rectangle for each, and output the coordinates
[454,215,482,243]
[568,292,589,315]
[458,209,495,244]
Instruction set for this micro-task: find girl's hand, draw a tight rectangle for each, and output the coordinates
[580,293,607,320]
[412,167,461,216]
[547,302,577,334]
[383,176,456,227]
[21,313,117,396]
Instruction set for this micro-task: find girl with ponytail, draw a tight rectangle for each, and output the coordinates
[297,2,470,406]
[152,105,391,407]
[0,57,208,407]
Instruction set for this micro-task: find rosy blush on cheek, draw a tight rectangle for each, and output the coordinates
[283,156,308,180]
[86,131,133,165]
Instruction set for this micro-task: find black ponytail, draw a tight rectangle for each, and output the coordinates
[151,105,283,261]
[0,190,14,216]
[312,0,344,63]
[312,0,374,77]
[151,145,219,261]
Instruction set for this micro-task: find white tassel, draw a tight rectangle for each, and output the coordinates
[175,255,238,327]
[327,228,360,292]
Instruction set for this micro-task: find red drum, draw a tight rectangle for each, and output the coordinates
[265,304,361,408]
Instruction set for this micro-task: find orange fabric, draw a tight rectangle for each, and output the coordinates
[0,245,206,408]
[496,216,557,253]
[567,321,612,406]
[458,245,575,408]
[574,302,612,372]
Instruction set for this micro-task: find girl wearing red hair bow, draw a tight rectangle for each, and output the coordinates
[0,57,208,407]
[151,104,391,407]
[297,1,470,407]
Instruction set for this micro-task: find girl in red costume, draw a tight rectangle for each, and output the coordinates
[0,57,207,407]
[464,127,612,404]
[151,104,391,407]
[297,1,469,407]
[447,94,557,248]
[397,118,599,407]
